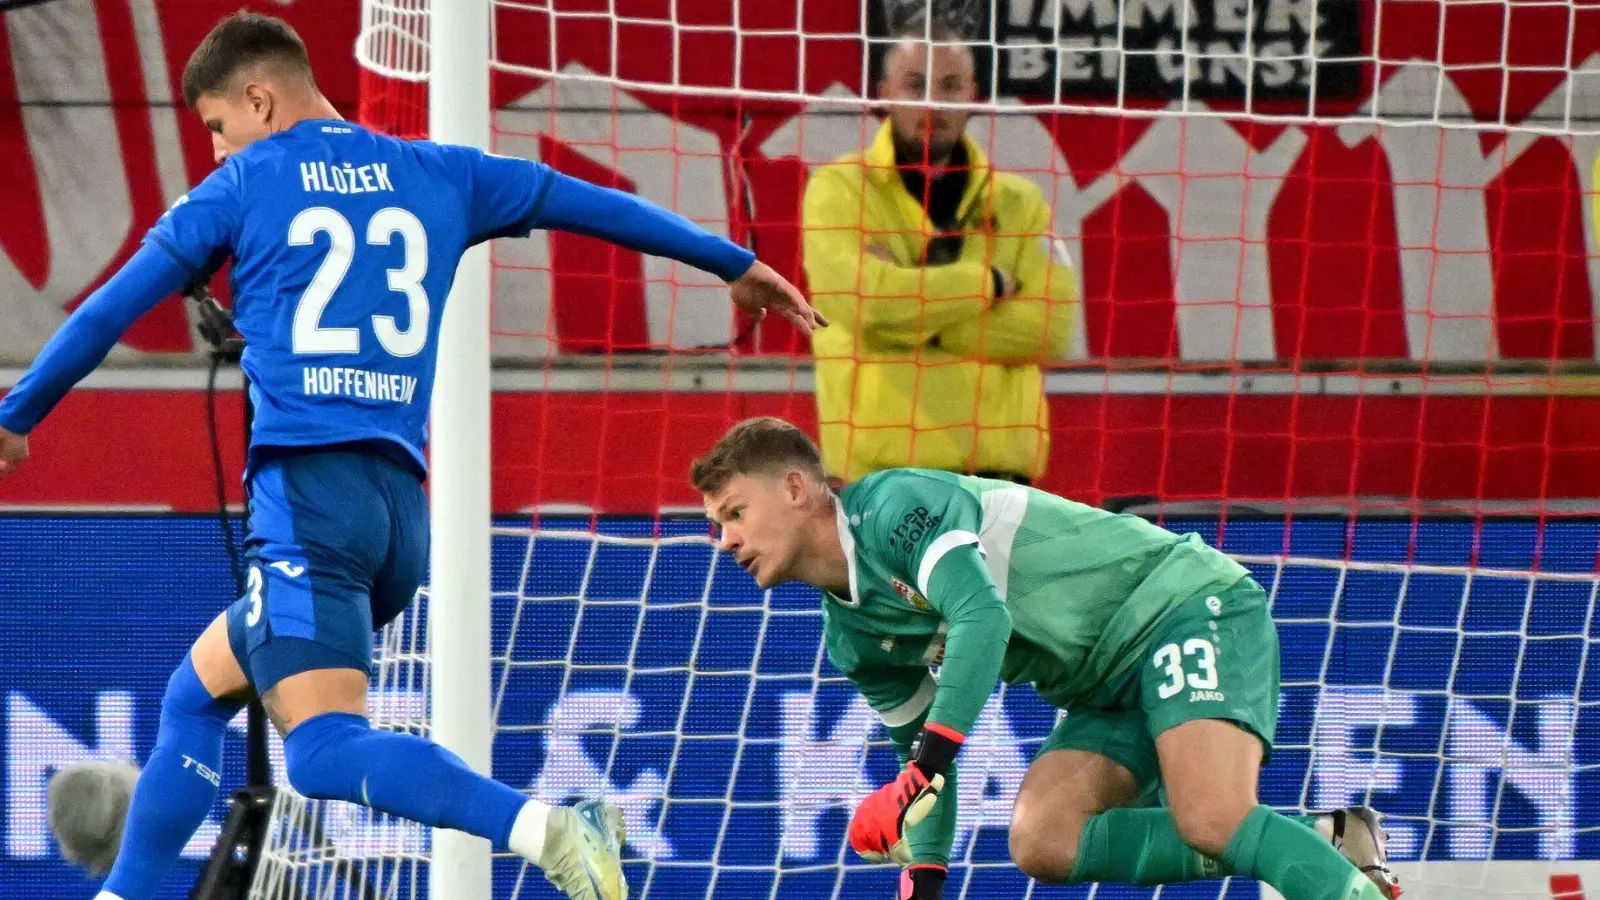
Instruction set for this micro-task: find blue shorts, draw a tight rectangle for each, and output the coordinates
[226,446,427,695]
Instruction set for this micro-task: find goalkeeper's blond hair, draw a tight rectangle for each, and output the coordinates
[689,417,827,496]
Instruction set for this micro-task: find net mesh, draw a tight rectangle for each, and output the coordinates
[350,0,1600,516]
[248,599,431,900]
[394,0,1600,373]
[250,521,1600,900]
[246,0,1600,896]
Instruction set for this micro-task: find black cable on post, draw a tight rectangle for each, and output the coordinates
[205,353,243,591]
[189,282,273,790]
[187,282,379,900]
[187,281,282,900]
[239,387,271,790]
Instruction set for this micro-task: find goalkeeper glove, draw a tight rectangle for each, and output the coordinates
[898,865,947,900]
[848,724,963,865]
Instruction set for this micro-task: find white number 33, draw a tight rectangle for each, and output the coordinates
[1153,638,1219,699]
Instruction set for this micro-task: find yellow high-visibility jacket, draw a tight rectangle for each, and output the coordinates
[803,122,1078,483]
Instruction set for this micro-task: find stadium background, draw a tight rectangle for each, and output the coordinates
[0,0,1598,897]
[3,514,1597,898]
[2,0,1599,514]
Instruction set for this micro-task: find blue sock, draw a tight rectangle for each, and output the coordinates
[282,712,527,849]
[102,656,242,900]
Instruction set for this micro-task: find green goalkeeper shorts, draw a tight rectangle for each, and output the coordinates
[1036,577,1280,793]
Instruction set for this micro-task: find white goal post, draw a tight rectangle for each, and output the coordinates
[425,0,493,896]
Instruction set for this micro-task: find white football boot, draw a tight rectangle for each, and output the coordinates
[1313,806,1402,899]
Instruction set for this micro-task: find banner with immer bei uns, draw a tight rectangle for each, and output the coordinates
[871,0,1363,105]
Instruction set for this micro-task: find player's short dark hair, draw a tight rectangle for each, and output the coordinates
[892,11,971,43]
[689,417,827,496]
[182,12,314,108]
[876,11,977,91]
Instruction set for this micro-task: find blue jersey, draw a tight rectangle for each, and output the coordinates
[0,119,754,473]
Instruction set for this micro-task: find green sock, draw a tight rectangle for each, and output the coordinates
[1069,809,1329,886]
[1224,806,1381,900]
[1069,808,1230,884]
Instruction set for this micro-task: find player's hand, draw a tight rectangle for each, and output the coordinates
[993,267,1019,299]
[729,260,829,335]
[0,426,28,480]
[849,724,963,864]
[898,865,947,900]
[849,762,944,864]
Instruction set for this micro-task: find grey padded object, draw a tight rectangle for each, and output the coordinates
[47,760,142,878]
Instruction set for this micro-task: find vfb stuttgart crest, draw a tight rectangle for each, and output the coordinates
[891,577,931,611]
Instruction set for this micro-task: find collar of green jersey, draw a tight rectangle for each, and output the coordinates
[830,495,862,607]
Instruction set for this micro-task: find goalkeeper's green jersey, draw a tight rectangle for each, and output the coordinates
[822,468,1250,737]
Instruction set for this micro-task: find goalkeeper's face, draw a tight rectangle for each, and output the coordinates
[880,40,977,164]
[704,471,815,589]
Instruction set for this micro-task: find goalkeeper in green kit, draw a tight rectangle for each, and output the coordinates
[690,418,1401,900]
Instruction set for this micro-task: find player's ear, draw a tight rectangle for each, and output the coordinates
[781,470,809,508]
[243,82,273,125]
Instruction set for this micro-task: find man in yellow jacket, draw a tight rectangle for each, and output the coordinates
[802,20,1078,485]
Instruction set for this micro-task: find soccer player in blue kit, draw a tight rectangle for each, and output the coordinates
[0,13,824,900]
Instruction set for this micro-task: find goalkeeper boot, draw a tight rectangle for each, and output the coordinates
[541,800,629,900]
[1314,806,1401,899]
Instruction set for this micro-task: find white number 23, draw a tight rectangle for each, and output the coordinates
[289,207,429,357]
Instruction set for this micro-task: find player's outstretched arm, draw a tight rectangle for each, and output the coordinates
[0,244,192,479]
[846,550,1008,877]
[825,638,960,886]
[917,543,1011,734]
[528,169,827,334]
[886,715,961,900]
